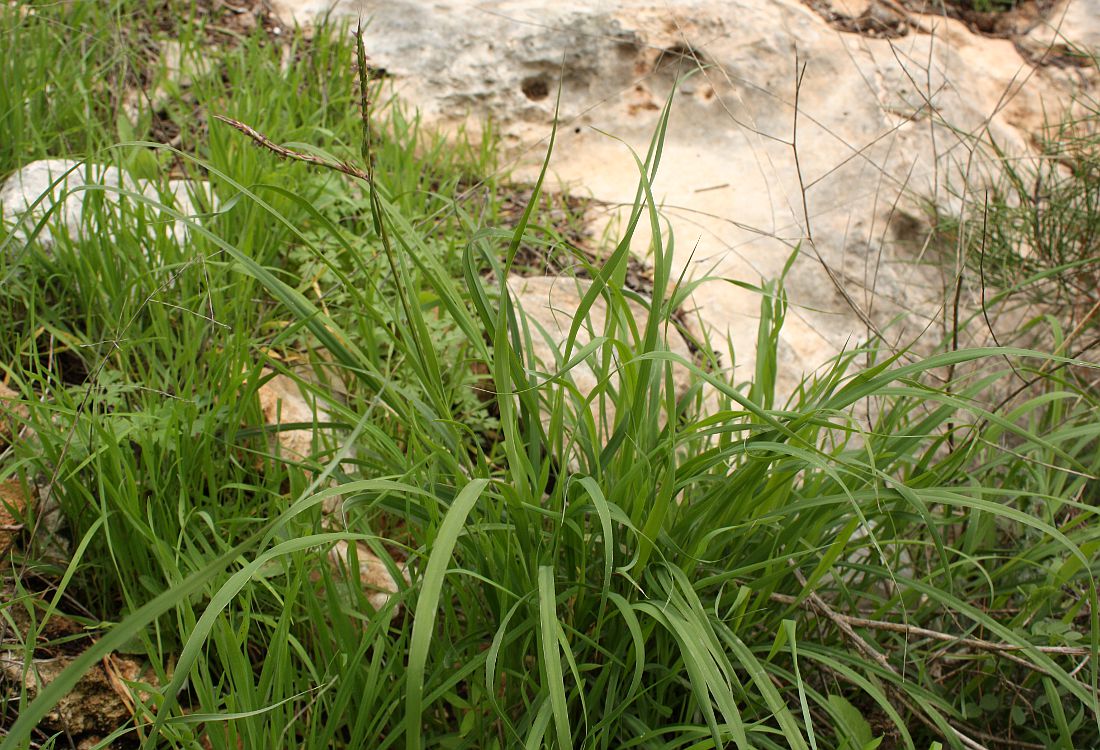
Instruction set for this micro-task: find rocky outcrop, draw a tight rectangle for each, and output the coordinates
[256,369,334,465]
[0,590,158,740]
[325,539,408,612]
[272,0,1098,394]
[0,650,155,738]
[0,474,65,565]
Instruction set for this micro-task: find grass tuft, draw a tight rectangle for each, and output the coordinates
[2,4,1099,750]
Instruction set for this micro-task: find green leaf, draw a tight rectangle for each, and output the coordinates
[405,478,490,750]
[827,694,876,749]
[538,566,574,749]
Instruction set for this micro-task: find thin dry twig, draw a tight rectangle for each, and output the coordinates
[790,58,885,342]
[771,591,1090,658]
[789,567,997,750]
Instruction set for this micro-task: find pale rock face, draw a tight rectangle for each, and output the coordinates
[255,369,348,520]
[507,275,694,429]
[0,655,141,735]
[0,159,210,253]
[0,475,65,563]
[122,39,218,122]
[1022,0,1100,56]
[272,0,1098,395]
[253,369,348,516]
[0,598,156,736]
[829,0,873,17]
[161,39,216,90]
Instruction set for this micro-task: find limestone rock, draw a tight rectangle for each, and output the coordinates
[251,367,354,521]
[256,369,332,464]
[0,648,155,737]
[0,159,211,253]
[251,373,405,611]
[0,593,157,737]
[1019,0,1100,63]
[272,0,1098,395]
[326,539,408,612]
[0,478,28,558]
[830,0,873,17]
[161,39,216,90]
[0,381,27,449]
[122,39,218,125]
[507,275,694,427]
[0,477,68,564]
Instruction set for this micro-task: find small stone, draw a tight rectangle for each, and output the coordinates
[255,369,331,464]
[160,40,214,90]
[0,381,27,448]
[831,0,872,17]
[252,368,406,613]
[1,653,156,736]
[0,478,67,564]
[0,478,29,558]
[326,539,408,612]
[0,598,157,736]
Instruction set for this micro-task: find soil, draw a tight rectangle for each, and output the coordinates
[926,0,1056,37]
[0,580,156,743]
[804,0,1058,40]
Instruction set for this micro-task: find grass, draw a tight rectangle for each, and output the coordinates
[970,87,1099,331]
[2,2,1100,749]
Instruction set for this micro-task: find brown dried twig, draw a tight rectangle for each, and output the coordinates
[786,567,1041,750]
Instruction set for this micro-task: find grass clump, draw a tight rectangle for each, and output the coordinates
[2,3,1100,749]
[975,87,1100,323]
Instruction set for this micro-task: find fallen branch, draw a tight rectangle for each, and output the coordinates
[770,591,1090,658]
[788,567,1034,750]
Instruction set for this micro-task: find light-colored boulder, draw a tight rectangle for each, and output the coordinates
[829,0,874,18]
[0,159,209,253]
[160,39,216,90]
[272,0,1098,395]
[507,275,694,427]
[122,39,219,125]
[249,370,407,611]
[0,477,68,564]
[253,368,351,518]
[1021,0,1100,58]
[250,371,406,611]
